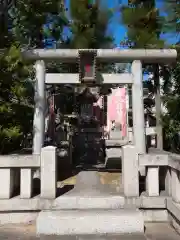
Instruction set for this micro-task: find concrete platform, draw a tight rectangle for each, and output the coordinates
[36,209,144,236]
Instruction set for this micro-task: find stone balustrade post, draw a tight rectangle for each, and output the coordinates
[171,168,180,203]
[122,145,139,197]
[0,169,16,199]
[41,146,57,199]
[20,168,33,198]
[165,167,172,196]
[146,167,159,196]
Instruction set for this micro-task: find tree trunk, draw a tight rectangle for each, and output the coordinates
[153,64,163,150]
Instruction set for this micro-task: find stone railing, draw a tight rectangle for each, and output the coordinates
[122,145,180,232]
[0,146,57,199]
[139,148,180,199]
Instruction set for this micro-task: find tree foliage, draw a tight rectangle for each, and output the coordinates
[0,0,114,153]
[11,0,68,47]
[69,0,113,49]
[0,44,34,153]
[162,45,180,151]
[120,0,164,48]
[164,0,180,37]
[160,0,180,151]
[0,0,67,153]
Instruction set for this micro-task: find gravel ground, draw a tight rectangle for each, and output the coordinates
[0,223,179,240]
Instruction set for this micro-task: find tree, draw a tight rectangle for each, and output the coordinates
[0,0,14,48]
[161,0,180,151]
[164,0,180,36]
[69,0,113,48]
[0,45,34,153]
[11,0,68,47]
[0,1,32,153]
[162,45,180,152]
[0,0,68,153]
[120,0,165,149]
[120,1,164,48]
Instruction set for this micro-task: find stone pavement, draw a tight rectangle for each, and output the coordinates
[0,223,179,240]
[59,172,123,193]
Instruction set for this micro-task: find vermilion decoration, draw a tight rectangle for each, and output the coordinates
[78,49,97,83]
[85,64,91,73]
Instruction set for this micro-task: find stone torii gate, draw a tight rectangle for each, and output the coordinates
[0,48,178,237]
[22,49,177,170]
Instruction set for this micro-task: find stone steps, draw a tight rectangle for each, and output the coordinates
[1,223,180,239]
[37,234,146,239]
[36,172,144,236]
[36,209,144,236]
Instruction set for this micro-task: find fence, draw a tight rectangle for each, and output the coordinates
[122,145,180,229]
[0,146,56,199]
[0,143,180,227]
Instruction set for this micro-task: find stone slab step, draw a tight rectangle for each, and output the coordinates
[36,209,144,236]
[38,235,146,239]
[51,195,125,210]
[106,148,122,159]
[105,139,128,147]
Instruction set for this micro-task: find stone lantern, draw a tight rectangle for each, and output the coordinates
[76,87,99,129]
[72,87,105,166]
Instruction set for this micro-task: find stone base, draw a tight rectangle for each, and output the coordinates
[36,209,144,236]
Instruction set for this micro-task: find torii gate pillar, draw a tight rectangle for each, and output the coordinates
[33,60,46,155]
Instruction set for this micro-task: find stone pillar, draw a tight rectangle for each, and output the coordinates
[20,169,33,198]
[41,146,57,199]
[171,168,180,203]
[131,60,146,175]
[165,167,171,196]
[32,60,46,155]
[153,65,163,150]
[122,145,139,197]
[131,60,146,153]
[146,167,159,196]
[0,169,16,199]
